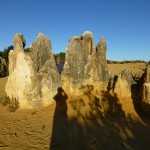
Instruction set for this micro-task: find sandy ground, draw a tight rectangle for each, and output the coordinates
[0,63,150,150]
[108,63,146,75]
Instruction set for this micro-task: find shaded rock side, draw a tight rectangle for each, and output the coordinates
[62,31,109,94]
[5,33,61,109]
[141,64,150,115]
[114,69,136,99]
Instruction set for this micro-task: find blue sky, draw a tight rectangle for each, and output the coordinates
[0,0,150,61]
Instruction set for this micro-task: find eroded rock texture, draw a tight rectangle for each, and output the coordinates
[114,69,136,99]
[141,64,150,115]
[62,31,109,94]
[5,33,61,108]
[96,37,107,65]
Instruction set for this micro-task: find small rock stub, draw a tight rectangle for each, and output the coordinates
[114,69,136,99]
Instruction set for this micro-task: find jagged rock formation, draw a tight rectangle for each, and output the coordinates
[114,69,136,99]
[96,37,107,65]
[141,63,150,115]
[6,31,110,109]
[5,31,149,113]
[5,33,61,109]
[62,31,109,94]
[131,69,144,81]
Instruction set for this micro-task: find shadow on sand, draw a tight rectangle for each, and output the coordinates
[50,87,68,150]
[50,85,150,150]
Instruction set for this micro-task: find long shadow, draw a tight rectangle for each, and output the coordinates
[68,85,150,150]
[50,87,68,150]
[131,81,150,124]
[67,88,128,149]
[131,64,150,119]
[50,85,150,150]
[131,83,143,115]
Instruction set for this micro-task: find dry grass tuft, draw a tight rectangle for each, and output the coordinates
[0,95,19,112]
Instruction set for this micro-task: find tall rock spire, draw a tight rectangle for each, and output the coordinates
[96,37,107,65]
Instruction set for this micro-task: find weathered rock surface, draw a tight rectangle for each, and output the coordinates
[5,33,61,109]
[114,69,136,99]
[96,37,107,65]
[62,31,109,94]
[6,31,148,112]
[141,64,150,115]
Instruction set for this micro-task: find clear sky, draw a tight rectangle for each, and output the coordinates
[0,0,150,61]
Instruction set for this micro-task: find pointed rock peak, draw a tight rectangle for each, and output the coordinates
[97,37,106,46]
[69,36,80,42]
[96,36,107,52]
[33,32,51,48]
[38,32,45,37]
[100,37,105,43]
[14,33,23,38]
[82,31,93,39]
[13,33,26,47]
[36,32,49,41]
[13,33,26,51]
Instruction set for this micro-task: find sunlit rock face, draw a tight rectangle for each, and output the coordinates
[6,31,146,110]
[62,31,109,94]
[141,64,150,115]
[114,69,136,99]
[96,37,107,65]
[5,33,61,109]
